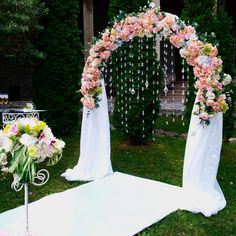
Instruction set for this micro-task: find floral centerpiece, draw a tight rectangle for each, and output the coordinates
[0,117,65,185]
[80,3,232,125]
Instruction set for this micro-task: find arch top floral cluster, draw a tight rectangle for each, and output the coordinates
[81,5,232,124]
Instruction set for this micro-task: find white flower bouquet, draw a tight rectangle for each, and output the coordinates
[0,118,65,185]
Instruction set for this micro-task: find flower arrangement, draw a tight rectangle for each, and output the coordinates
[80,4,231,125]
[0,118,65,185]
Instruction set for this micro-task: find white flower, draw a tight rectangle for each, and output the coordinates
[42,127,54,140]
[219,94,226,100]
[222,74,232,86]
[18,118,37,129]
[206,91,215,100]
[0,132,13,152]
[149,2,155,8]
[0,153,7,164]
[179,48,189,58]
[19,134,37,147]
[54,139,65,150]
[196,55,208,65]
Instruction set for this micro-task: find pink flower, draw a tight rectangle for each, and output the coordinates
[206,99,215,106]
[209,47,218,58]
[200,112,210,121]
[81,97,95,109]
[163,15,175,26]
[9,123,19,135]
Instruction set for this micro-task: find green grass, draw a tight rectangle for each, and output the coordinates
[0,127,236,235]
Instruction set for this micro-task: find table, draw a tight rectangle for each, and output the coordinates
[1,109,46,127]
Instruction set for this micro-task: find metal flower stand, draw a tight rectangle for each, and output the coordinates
[12,169,50,236]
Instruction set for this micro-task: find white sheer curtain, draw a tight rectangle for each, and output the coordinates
[181,102,226,216]
[61,80,113,181]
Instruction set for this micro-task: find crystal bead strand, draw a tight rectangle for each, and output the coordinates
[170,44,176,122]
[163,42,169,101]
[181,59,186,126]
[120,49,124,126]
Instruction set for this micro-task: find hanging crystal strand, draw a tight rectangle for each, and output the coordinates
[163,42,169,103]
[181,59,186,126]
[108,58,114,113]
[145,39,149,89]
[120,49,124,126]
[170,44,176,122]
[124,45,129,133]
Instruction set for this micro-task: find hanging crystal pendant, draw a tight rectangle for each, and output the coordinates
[163,85,169,94]
[131,88,135,95]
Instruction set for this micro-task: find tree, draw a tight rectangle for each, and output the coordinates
[182,0,236,139]
[108,0,163,144]
[0,0,46,56]
[33,0,83,136]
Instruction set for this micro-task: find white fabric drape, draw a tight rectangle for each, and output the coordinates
[181,102,226,216]
[61,80,113,181]
[62,79,226,217]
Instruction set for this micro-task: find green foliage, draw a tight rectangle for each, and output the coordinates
[112,37,163,144]
[108,0,148,20]
[33,0,83,136]
[0,0,47,55]
[1,129,236,235]
[182,0,236,139]
[109,0,164,144]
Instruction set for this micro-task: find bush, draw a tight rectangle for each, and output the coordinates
[33,0,83,136]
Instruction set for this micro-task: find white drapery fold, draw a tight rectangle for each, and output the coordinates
[181,102,226,216]
[62,82,226,217]
[61,80,113,181]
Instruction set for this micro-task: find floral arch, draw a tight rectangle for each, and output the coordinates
[62,5,231,217]
[81,5,231,124]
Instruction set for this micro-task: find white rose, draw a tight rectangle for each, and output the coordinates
[222,74,232,86]
[19,134,37,147]
[180,48,188,58]
[196,55,208,65]
[206,91,215,100]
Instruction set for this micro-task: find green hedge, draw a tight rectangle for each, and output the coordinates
[33,0,83,136]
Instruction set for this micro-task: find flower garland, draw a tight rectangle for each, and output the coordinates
[0,118,65,184]
[80,5,231,124]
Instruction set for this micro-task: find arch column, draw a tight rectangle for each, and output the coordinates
[83,0,94,58]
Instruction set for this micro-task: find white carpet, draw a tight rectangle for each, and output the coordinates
[0,172,182,236]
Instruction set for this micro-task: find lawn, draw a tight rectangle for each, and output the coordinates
[0,122,236,235]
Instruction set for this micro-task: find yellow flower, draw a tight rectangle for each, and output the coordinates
[220,101,229,113]
[34,121,46,132]
[95,87,103,95]
[25,124,32,134]
[3,124,10,134]
[138,30,145,38]
[27,145,38,158]
[203,43,213,55]
[111,28,116,36]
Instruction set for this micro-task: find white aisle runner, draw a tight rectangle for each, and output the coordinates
[0,172,182,236]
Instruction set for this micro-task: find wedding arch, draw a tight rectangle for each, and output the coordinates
[62,5,232,217]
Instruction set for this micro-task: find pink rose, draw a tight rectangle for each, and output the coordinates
[200,112,210,121]
[206,99,215,106]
